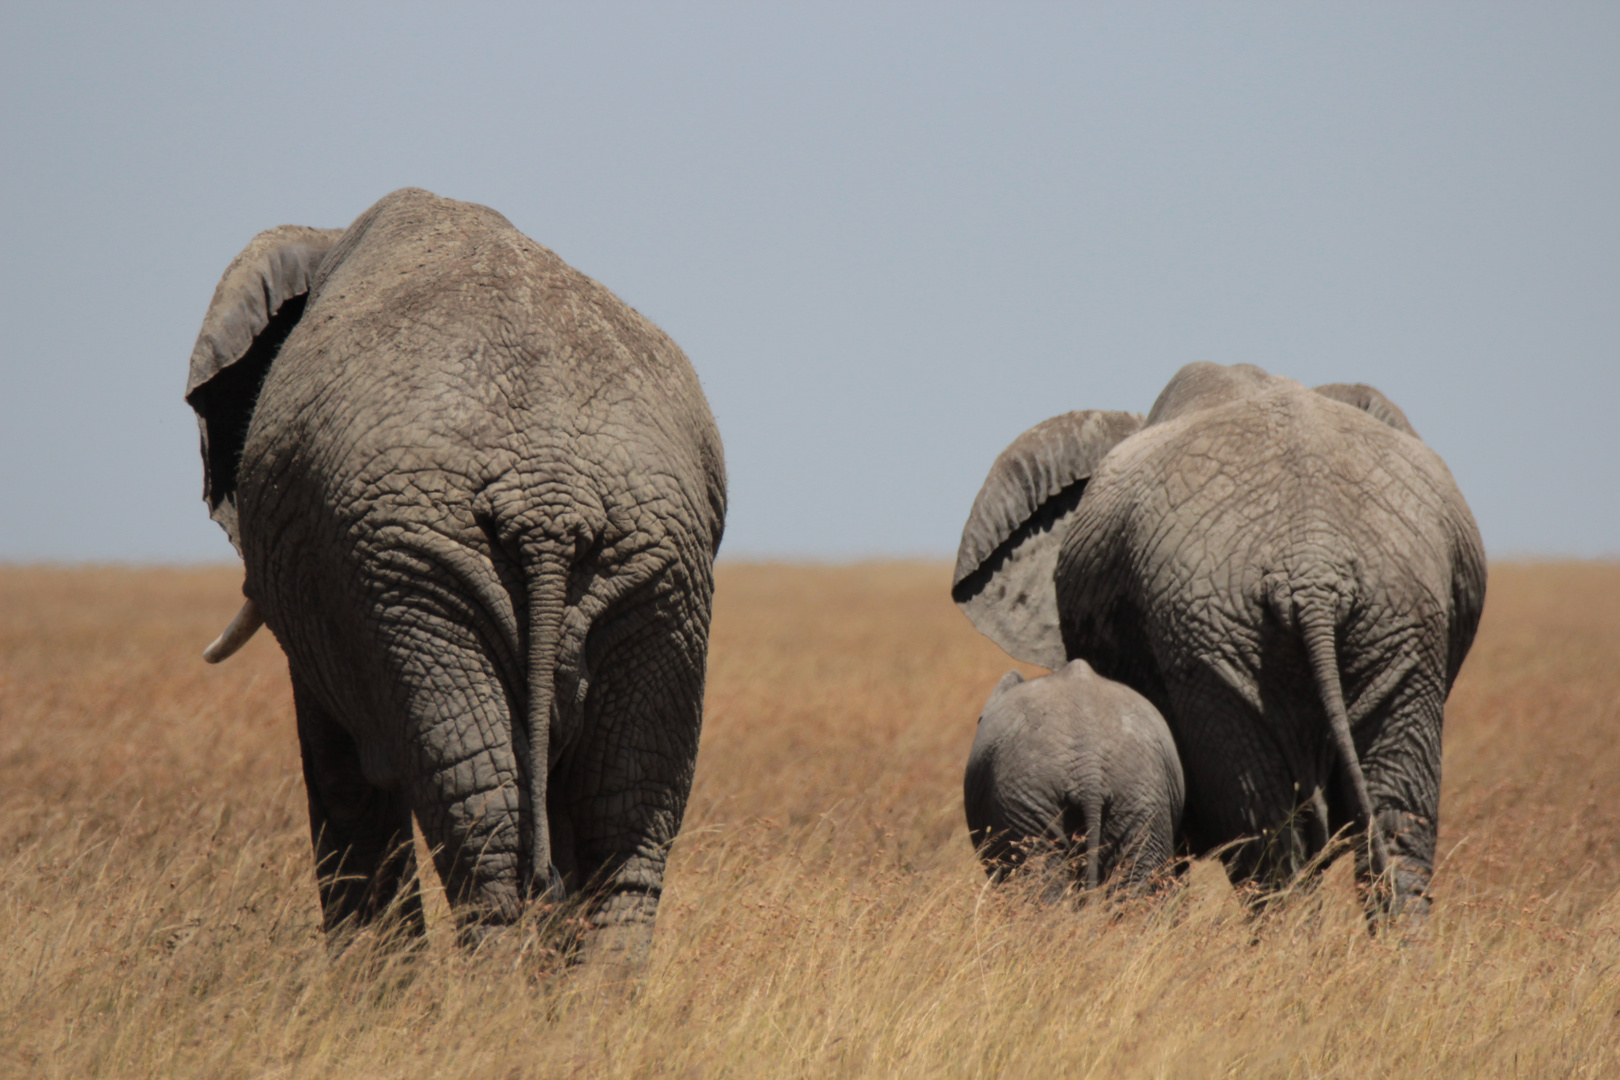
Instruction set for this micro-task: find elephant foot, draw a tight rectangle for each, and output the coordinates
[1377,872,1433,929]
[1355,811,1435,931]
[450,891,596,979]
[552,923,651,1005]
[557,885,656,984]
[454,912,513,952]
[576,919,654,973]
[448,886,525,952]
[1353,855,1432,933]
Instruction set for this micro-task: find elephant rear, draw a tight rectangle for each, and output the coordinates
[965,661,1184,895]
[1059,374,1484,913]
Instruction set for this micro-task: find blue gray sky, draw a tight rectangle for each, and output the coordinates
[2,4,1615,561]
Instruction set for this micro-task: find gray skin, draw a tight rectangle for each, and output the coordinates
[953,363,1485,921]
[184,189,726,967]
[965,661,1185,895]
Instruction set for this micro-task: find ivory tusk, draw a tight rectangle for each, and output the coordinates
[203,599,264,663]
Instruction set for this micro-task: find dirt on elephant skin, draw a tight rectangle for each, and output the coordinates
[1,561,1617,1078]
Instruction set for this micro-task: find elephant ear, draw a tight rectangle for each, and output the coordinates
[1313,382,1420,439]
[952,410,1143,669]
[184,225,343,552]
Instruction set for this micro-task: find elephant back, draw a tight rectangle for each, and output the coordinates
[1060,378,1483,705]
[239,189,726,558]
[1144,362,1278,427]
[1312,382,1420,438]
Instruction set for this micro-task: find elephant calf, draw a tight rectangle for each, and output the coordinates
[965,660,1184,894]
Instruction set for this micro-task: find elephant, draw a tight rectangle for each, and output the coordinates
[952,363,1485,921]
[184,188,727,967]
[964,660,1184,895]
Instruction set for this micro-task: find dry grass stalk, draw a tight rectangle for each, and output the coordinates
[2,561,1617,1077]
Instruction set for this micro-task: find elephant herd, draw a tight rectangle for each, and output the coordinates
[183,188,1483,969]
[955,365,1484,919]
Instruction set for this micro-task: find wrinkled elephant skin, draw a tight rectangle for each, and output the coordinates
[965,660,1185,895]
[185,189,727,967]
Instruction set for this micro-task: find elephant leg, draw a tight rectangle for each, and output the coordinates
[293,680,425,940]
[393,633,528,946]
[558,570,710,969]
[1168,669,1317,898]
[1104,796,1177,894]
[1352,672,1445,921]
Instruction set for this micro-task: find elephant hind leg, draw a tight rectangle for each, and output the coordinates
[293,682,425,941]
[1168,668,1319,898]
[1354,674,1445,922]
[391,641,526,946]
[558,567,712,969]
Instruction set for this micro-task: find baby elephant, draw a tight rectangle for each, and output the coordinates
[965,660,1184,894]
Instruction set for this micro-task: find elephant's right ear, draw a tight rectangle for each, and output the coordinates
[1313,382,1420,439]
[952,410,1143,669]
[183,225,343,553]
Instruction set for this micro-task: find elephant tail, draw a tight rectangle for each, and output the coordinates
[1294,590,1390,881]
[522,545,571,902]
[1083,796,1102,891]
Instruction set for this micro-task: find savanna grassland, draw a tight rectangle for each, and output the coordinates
[2,561,1618,1078]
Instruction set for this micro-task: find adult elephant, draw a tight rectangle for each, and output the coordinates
[185,188,726,967]
[952,363,1484,920]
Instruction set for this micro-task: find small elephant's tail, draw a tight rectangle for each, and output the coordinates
[1083,794,1103,892]
[1294,590,1390,881]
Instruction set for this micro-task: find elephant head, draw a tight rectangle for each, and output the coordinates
[955,363,1484,921]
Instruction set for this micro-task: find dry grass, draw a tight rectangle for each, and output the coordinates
[2,561,1618,1077]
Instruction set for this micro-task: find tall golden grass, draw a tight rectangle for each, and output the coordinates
[2,561,1618,1077]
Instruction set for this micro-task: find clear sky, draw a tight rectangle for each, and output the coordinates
[2,4,1615,562]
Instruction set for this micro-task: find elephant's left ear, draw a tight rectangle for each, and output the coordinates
[952,410,1143,669]
[1313,383,1420,439]
[184,225,343,552]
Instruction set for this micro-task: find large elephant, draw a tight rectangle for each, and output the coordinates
[185,188,726,966]
[952,363,1484,920]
